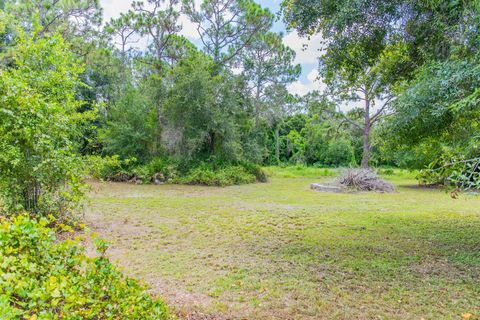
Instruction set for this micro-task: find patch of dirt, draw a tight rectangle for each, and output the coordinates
[408,260,474,278]
[184,313,224,320]
[147,281,217,319]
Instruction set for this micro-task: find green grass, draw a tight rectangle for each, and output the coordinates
[264,165,418,180]
[86,168,480,319]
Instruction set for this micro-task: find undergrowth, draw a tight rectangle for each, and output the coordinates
[84,156,267,186]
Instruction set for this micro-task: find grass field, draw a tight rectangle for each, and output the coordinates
[85,168,480,319]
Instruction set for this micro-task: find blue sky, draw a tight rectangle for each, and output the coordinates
[99,0,325,96]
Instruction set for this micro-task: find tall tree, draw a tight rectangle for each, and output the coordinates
[182,0,273,72]
[281,0,475,67]
[282,0,480,168]
[127,0,182,144]
[104,12,138,88]
[240,32,301,127]
[131,0,181,72]
[282,0,413,167]
[5,0,102,53]
[323,43,409,167]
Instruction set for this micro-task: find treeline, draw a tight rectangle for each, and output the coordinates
[5,0,477,176]
[0,0,395,175]
[75,0,304,167]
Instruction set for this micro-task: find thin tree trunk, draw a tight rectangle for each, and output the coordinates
[274,126,280,164]
[361,97,371,169]
[121,40,126,89]
[254,72,262,128]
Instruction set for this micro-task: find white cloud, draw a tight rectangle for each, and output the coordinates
[282,31,326,97]
[307,68,319,82]
[283,31,324,65]
[178,14,200,40]
[287,69,365,112]
[100,0,132,22]
[287,69,326,96]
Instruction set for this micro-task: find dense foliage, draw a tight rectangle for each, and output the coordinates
[418,156,480,191]
[282,0,480,187]
[0,28,88,218]
[0,215,169,319]
[85,156,267,187]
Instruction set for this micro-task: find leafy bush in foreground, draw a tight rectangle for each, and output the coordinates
[0,215,169,319]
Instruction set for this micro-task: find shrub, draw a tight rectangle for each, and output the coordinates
[0,215,169,319]
[0,30,88,218]
[133,158,179,184]
[85,156,267,187]
[337,169,394,192]
[84,156,138,182]
[240,162,268,183]
[177,164,258,186]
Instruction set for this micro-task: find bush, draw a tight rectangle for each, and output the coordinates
[133,158,179,184]
[240,162,269,183]
[0,215,169,319]
[177,164,257,186]
[86,156,267,187]
[0,31,88,218]
[85,156,138,182]
[418,155,480,190]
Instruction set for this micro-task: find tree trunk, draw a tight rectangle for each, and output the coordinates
[121,39,126,90]
[255,95,260,129]
[254,74,262,128]
[274,126,280,164]
[361,97,371,168]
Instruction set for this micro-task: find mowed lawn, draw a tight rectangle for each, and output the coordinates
[85,169,480,319]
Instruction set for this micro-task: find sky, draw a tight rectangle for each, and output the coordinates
[99,0,325,97]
